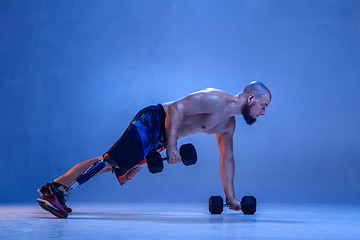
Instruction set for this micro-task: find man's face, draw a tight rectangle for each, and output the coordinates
[242,93,271,125]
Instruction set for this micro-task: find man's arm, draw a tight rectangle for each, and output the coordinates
[165,102,185,164]
[216,117,241,210]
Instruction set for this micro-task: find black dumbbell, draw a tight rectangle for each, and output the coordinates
[209,196,257,215]
[146,143,197,173]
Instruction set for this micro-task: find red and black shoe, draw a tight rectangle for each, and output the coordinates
[36,182,71,218]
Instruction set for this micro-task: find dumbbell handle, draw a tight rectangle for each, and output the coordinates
[222,200,250,208]
[158,155,184,162]
[160,154,194,163]
[157,146,193,161]
[221,202,236,208]
[211,198,243,208]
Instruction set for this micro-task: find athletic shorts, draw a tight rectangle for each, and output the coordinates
[102,104,166,185]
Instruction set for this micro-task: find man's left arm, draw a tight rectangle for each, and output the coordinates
[216,117,241,210]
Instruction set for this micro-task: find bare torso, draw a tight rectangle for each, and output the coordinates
[162,88,238,139]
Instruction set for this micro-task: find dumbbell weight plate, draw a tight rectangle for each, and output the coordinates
[180,144,197,166]
[241,196,256,214]
[146,151,164,173]
[209,196,223,214]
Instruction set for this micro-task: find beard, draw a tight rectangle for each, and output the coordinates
[242,103,257,125]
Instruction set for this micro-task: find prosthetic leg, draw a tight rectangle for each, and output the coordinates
[68,160,106,192]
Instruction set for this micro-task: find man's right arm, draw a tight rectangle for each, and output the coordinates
[165,102,185,164]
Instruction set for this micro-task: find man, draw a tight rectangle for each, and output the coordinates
[36,81,271,218]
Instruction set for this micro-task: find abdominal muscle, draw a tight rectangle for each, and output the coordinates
[161,99,234,139]
[177,113,232,138]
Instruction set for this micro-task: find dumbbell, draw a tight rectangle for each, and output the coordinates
[146,143,197,173]
[209,196,256,214]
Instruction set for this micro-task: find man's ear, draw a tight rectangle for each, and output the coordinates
[247,94,255,104]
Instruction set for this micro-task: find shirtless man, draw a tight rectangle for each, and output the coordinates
[36,81,271,218]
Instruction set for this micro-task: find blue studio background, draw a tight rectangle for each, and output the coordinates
[1,0,359,203]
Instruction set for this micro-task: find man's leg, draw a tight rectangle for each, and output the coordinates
[53,156,113,187]
[36,104,165,218]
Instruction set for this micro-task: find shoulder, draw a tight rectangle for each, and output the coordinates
[187,88,234,105]
[169,89,228,114]
[193,88,231,97]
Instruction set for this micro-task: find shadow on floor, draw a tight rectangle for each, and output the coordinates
[33,211,305,224]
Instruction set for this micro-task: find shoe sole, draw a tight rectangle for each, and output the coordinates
[36,198,68,218]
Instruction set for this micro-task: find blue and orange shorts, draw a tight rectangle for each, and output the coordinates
[103,104,166,185]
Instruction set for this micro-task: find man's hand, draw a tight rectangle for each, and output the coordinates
[226,197,241,211]
[166,147,182,164]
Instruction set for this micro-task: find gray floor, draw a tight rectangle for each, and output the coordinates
[0,202,359,239]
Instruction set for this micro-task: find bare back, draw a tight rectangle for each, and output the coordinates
[162,88,237,139]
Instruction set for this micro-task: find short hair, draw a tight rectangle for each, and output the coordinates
[243,81,272,100]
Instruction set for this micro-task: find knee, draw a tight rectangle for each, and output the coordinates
[98,155,114,173]
[101,153,120,168]
[103,162,114,172]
